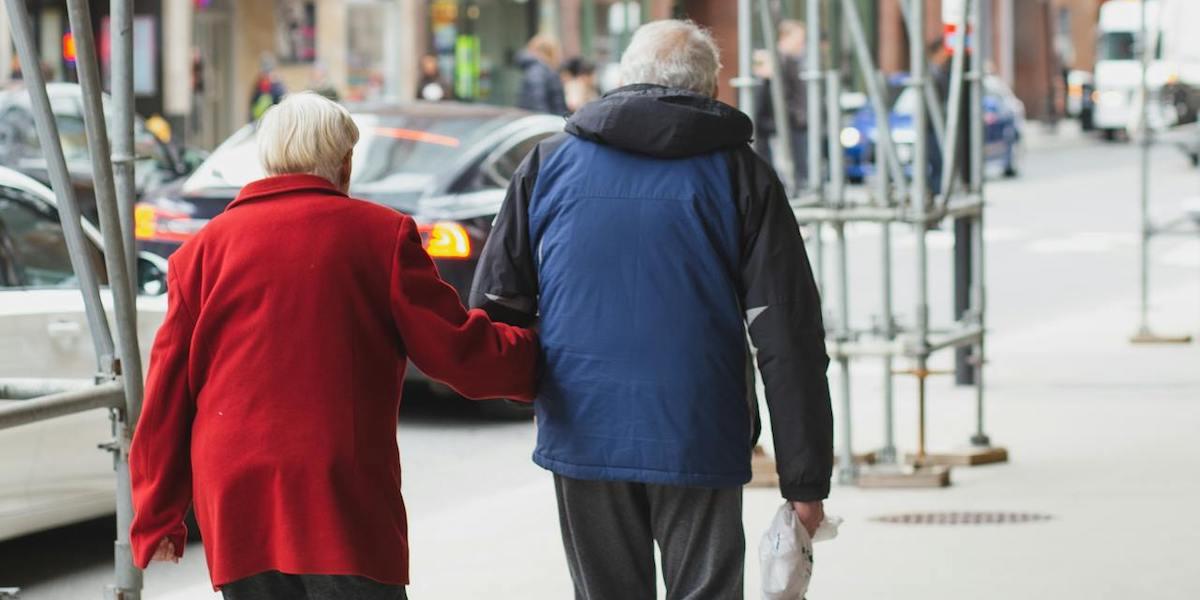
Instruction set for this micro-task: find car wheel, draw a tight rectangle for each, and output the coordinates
[1101,128,1117,141]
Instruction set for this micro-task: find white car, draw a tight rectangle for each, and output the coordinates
[0,166,166,541]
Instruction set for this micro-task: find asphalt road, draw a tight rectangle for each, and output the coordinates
[2,122,1198,599]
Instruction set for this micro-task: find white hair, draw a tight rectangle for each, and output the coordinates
[619,20,721,96]
[257,91,359,185]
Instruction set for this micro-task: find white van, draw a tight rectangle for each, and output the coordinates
[1093,0,1200,138]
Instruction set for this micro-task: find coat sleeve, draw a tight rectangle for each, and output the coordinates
[129,264,196,568]
[732,147,834,502]
[390,216,538,401]
[469,137,557,326]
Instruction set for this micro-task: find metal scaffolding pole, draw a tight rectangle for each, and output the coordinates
[64,0,145,420]
[938,0,970,203]
[3,0,115,375]
[840,0,907,198]
[0,383,125,430]
[110,1,144,597]
[805,0,826,295]
[908,0,931,466]
[758,0,797,194]
[1136,0,1154,337]
[112,0,137,300]
[1128,0,1191,345]
[736,0,755,123]
[897,0,947,145]
[967,0,990,447]
[827,69,856,483]
[825,75,846,208]
[871,58,897,462]
[65,0,146,597]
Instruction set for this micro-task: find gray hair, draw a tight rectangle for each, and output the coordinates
[619,20,721,96]
[257,91,359,185]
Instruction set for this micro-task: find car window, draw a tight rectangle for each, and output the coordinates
[1097,31,1135,61]
[0,187,106,288]
[0,106,41,164]
[0,94,169,175]
[490,133,554,184]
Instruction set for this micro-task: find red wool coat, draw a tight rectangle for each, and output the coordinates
[129,174,538,589]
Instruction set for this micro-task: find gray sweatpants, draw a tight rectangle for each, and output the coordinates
[220,570,407,600]
[554,474,745,600]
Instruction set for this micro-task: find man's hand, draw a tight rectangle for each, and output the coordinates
[791,500,824,538]
[151,538,179,563]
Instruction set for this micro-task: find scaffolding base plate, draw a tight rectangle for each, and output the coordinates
[905,446,1009,467]
[1130,332,1193,345]
[748,447,876,488]
[856,464,951,488]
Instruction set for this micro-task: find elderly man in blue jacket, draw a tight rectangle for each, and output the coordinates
[471,19,833,599]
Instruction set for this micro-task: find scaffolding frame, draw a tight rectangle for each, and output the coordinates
[0,0,144,597]
[738,0,1002,484]
[1130,0,1195,345]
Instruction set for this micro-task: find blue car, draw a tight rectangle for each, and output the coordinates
[841,74,1025,184]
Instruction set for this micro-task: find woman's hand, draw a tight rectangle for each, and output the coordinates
[151,538,179,563]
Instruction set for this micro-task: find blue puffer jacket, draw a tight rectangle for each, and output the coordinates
[471,84,834,500]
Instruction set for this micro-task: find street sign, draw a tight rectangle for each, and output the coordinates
[942,0,974,53]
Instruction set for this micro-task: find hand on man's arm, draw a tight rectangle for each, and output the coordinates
[390,216,538,401]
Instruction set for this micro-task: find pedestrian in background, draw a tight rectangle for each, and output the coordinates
[418,53,453,102]
[561,57,598,113]
[516,34,568,115]
[472,19,833,600]
[249,53,286,121]
[130,92,539,600]
[754,19,809,189]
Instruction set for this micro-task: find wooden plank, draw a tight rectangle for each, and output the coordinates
[857,464,951,488]
[747,446,878,488]
[907,446,1009,467]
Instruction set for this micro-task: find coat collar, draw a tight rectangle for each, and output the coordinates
[227,174,346,212]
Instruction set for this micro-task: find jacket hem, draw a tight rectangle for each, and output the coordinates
[533,452,752,489]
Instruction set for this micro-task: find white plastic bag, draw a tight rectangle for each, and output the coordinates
[759,503,841,600]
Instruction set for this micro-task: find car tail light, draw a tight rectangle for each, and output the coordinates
[135,202,208,243]
[417,222,471,259]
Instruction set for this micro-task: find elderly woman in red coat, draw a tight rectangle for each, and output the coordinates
[129,91,538,599]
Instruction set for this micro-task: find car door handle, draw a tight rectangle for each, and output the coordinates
[46,320,83,338]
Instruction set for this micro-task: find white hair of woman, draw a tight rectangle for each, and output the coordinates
[619,20,722,97]
[257,91,359,191]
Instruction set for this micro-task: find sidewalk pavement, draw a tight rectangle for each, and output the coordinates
[784,279,1200,600]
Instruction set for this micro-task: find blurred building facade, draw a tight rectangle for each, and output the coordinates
[0,0,1098,150]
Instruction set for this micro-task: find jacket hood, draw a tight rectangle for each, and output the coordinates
[564,84,753,159]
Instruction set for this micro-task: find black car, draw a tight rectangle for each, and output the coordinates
[138,101,562,301]
[0,83,205,223]
[136,102,563,410]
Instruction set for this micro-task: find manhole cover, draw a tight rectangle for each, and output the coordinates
[872,511,1052,525]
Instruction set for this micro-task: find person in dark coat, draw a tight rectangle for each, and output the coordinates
[471,20,833,600]
[130,92,539,599]
[754,20,809,189]
[515,34,568,115]
[417,53,453,102]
